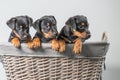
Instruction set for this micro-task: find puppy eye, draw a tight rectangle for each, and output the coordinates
[79,26,84,29]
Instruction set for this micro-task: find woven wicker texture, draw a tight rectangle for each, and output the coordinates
[2,56,105,80]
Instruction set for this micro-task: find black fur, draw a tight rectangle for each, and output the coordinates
[6,16,33,42]
[33,16,58,42]
[59,15,91,43]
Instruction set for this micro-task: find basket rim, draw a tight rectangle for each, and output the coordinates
[0,42,109,58]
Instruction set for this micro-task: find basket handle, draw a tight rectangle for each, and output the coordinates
[101,32,108,42]
[0,56,3,63]
[101,32,108,72]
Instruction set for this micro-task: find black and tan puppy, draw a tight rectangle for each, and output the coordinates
[32,16,59,50]
[59,15,91,54]
[7,16,33,48]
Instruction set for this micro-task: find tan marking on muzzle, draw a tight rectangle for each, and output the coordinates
[73,29,87,38]
[13,30,21,39]
[42,29,53,38]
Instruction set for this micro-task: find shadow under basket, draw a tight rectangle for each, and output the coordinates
[0,42,109,80]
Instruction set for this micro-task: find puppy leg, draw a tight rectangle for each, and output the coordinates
[28,41,33,48]
[73,38,82,54]
[58,40,66,53]
[33,37,41,48]
[51,39,59,51]
[11,37,20,48]
[27,37,34,48]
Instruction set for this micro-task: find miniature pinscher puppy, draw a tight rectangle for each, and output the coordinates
[59,15,91,54]
[32,16,59,51]
[7,15,33,48]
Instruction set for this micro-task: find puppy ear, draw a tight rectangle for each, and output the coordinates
[41,16,56,24]
[75,15,88,26]
[50,16,56,25]
[65,17,76,30]
[26,16,33,27]
[74,16,80,24]
[33,19,41,32]
[6,18,16,29]
[64,25,71,37]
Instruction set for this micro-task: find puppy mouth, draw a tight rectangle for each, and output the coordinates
[13,30,29,40]
[80,32,91,41]
[16,34,29,40]
[73,29,91,39]
[44,32,53,38]
[20,35,29,40]
[81,32,88,38]
[85,34,91,39]
[42,29,57,38]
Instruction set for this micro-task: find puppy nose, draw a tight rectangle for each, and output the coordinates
[86,30,90,34]
[86,34,91,39]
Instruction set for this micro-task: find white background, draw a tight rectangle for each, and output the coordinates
[0,0,120,80]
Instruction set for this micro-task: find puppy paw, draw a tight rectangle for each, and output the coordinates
[33,37,41,48]
[59,40,66,53]
[27,41,33,48]
[73,39,82,54]
[11,38,20,48]
[51,39,59,51]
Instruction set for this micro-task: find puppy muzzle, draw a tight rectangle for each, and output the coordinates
[17,32,29,40]
[86,33,91,39]
[84,31,91,41]
[85,28,91,38]
[19,34,28,40]
[48,31,58,38]
[81,29,91,42]
[42,30,58,39]
[52,31,58,38]
[13,30,29,40]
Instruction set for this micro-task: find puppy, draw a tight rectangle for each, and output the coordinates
[7,16,33,48]
[59,15,91,54]
[32,16,59,50]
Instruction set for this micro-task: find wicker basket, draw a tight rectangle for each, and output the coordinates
[2,56,106,80]
[0,41,109,80]
[0,33,109,80]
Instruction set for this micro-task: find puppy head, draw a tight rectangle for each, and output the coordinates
[66,15,91,40]
[33,16,58,38]
[7,16,33,40]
